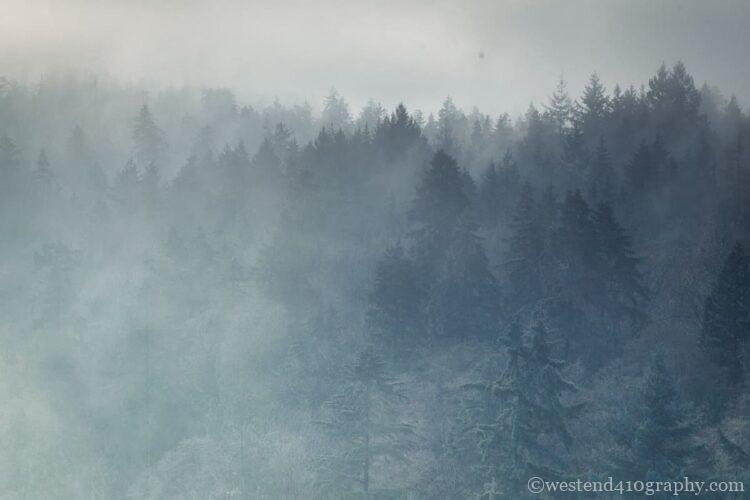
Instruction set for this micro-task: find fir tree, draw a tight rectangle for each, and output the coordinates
[614,353,705,483]
[35,148,54,186]
[701,242,750,387]
[589,135,614,201]
[321,88,352,132]
[505,183,544,314]
[468,322,581,499]
[133,105,166,166]
[545,77,573,136]
[592,201,646,329]
[367,246,426,357]
[426,214,501,340]
[411,150,469,263]
[578,73,610,139]
[315,348,414,498]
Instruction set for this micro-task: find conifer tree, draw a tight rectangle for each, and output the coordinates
[469,323,581,499]
[578,73,610,139]
[613,353,704,482]
[701,242,750,387]
[545,77,573,136]
[411,150,469,262]
[133,105,166,166]
[367,246,426,357]
[589,135,614,201]
[315,348,414,498]
[477,163,502,226]
[35,148,54,186]
[426,214,501,339]
[321,88,352,132]
[592,201,646,329]
[505,183,544,314]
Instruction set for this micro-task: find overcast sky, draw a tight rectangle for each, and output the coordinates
[2,0,749,116]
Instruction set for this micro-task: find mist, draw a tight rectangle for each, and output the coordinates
[2,1,750,499]
[3,0,750,115]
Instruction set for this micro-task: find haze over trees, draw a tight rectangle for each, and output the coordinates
[1,62,750,498]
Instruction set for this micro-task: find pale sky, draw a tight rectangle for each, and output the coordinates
[2,0,749,116]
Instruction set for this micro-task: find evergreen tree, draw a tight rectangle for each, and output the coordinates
[701,243,750,387]
[426,215,501,340]
[505,183,544,314]
[626,139,658,194]
[592,201,646,330]
[67,124,89,161]
[477,163,502,226]
[321,88,352,132]
[613,353,704,484]
[367,246,426,357]
[469,323,581,499]
[315,348,414,498]
[356,99,386,132]
[437,97,463,157]
[374,103,423,160]
[589,135,614,200]
[133,105,166,166]
[578,73,610,139]
[411,150,469,262]
[35,148,54,187]
[545,77,573,136]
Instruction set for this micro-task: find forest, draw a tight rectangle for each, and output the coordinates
[0,61,749,499]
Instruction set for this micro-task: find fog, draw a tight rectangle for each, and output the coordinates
[2,1,750,499]
[3,0,750,114]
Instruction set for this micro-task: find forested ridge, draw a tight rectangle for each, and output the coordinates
[1,62,750,498]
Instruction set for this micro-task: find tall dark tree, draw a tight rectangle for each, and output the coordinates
[316,349,414,498]
[701,243,750,387]
[505,183,545,314]
[577,73,610,140]
[367,246,426,357]
[589,135,614,201]
[411,150,469,262]
[469,323,581,499]
[613,353,704,483]
[425,215,501,339]
[592,201,646,330]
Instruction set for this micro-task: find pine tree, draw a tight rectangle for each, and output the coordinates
[35,148,54,186]
[477,163,502,226]
[578,73,610,139]
[505,183,544,314]
[67,124,89,161]
[545,77,573,136]
[411,150,469,262]
[614,353,704,482]
[367,246,426,357]
[133,105,166,166]
[426,214,501,340]
[321,88,352,132]
[374,103,423,160]
[589,135,614,201]
[592,201,646,329]
[701,242,750,387]
[626,139,657,194]
[356,99,386,132]
[315,348,414,498]
[0,135,21,176]
[141,161,160,210]
[437,97,463,156]
[468,323,581,499]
